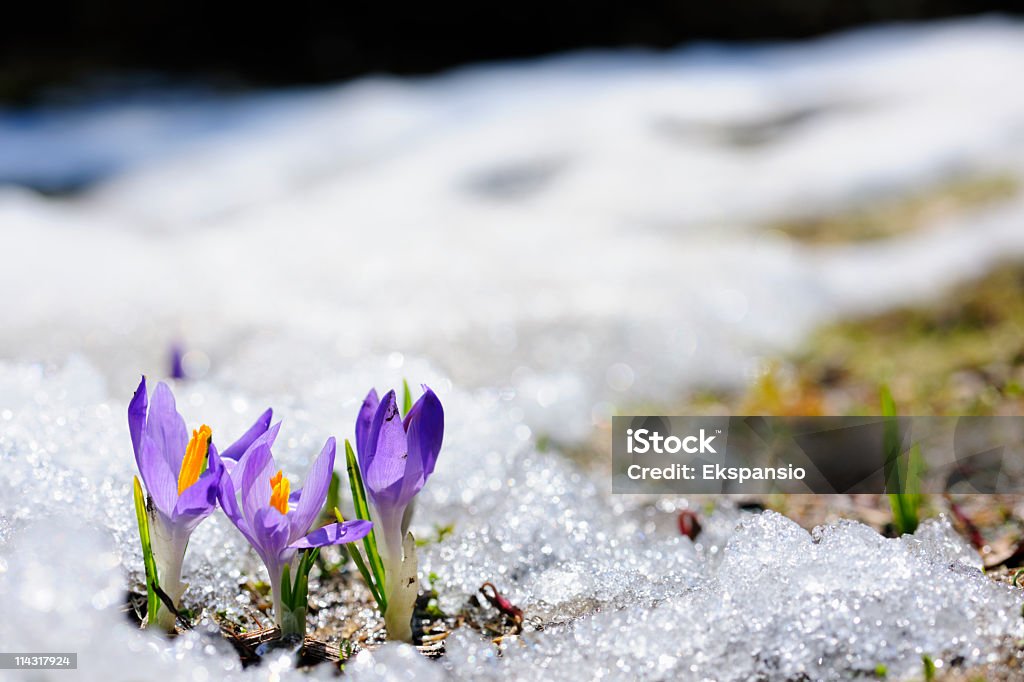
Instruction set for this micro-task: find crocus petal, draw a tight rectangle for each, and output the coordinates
[241,443,275,528]
[169,343,185,380]
[391,387,444,508]
[252,506,291,566]
[355,389,380,462]
[230,421,282,489]
[406,386,444,481]
[220,408,274,462]
[172,466,220,532]
[215,449,258,545]
[360,390,392,476]
[128,375,148,460]
[289,520,372,549]
[138,433,178,516]
[396,436,426,509]
[146,382,189,474]
[363,391,409,502]
[288,437,336,543]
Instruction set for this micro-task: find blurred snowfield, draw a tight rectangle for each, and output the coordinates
[4,18,1024,439]
[3,18,1024,680]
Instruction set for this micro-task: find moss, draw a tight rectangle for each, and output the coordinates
[772,173,1019,245]
[795,262,1024,415]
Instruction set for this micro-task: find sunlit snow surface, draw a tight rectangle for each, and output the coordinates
[2,360,1022,680]
[3,17,1024,680]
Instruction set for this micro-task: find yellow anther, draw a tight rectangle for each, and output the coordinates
[269,469,290,515]
[178,424,212,495]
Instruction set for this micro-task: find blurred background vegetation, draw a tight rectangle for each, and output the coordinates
[2,1,1023,102]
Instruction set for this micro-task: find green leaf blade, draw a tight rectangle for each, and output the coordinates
[402,379,413,415]
[881,387,923,535]
[345,439,388,602]
[335,505,387,613]
[133,476,161,626]
[281,563,293,609]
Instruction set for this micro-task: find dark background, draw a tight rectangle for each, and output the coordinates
[3,1,1023,101]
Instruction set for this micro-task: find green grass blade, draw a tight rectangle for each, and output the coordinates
[901,444,924,533]
[402,379,413,415]
[881,386,901,489]
[922,654,936,681]
[344,439,387,597]
[344,544,381,605]
[887,493,908,535]
[321,472,341,526]
[281,563,293,608]
[132,476,161,625]
[336,508,387,610]
[296,560,309,610]
[881,387,922,535]
[297,575,308,611]
[301,548,320,606]
[300,548,319,581]
[345,439,371,522]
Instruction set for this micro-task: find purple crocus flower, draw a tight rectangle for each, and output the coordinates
[355,385,443,641]
[169,342,186,380]
[128,376,272,629]
[216,431,372,634]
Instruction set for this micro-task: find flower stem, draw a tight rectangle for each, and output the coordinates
[381,531,419,643]
[147,509,188,632]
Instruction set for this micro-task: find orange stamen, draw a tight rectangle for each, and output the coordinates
[269,469,290,514]
[178,424,211,495]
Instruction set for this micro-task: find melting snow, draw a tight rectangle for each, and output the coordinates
[1,359,1022,680]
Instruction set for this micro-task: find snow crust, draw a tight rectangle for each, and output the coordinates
[1,360,1021,680]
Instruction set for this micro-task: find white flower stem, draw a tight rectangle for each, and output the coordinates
[269,556,303,636]
[147,510,188,632]
[382,531,419,643]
